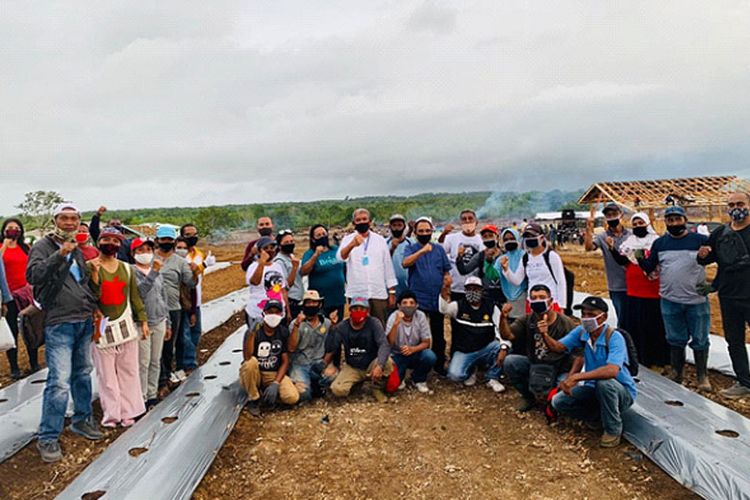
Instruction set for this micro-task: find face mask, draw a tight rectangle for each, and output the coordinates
[258,227,273,237]
[729,207,749,222]
[465,290,483,303]
[263,313,283,328]
[399,305,417,317]
[134,253,154,266]
[483,239,497,249]
[606,218,620,229]
[158,242,175,252]
[175,248,189,258]
[417,234,432,245]
[53,226,78,242]
[529,300,549,315]
[355,222,370,234]
[525,237,540,249]
[4,229,19,240]
[303,305,320,318]
[633,226,649,238]
[666,224,686,236]
[185,236,199,247]
[280,243,295,254]
[75,232,90,244]
[461,222,477,234]
[503,241,518,252]
[99,243,120,256]
[350,309,369,324]
[391,228,404,238]
[581,314,604,333]
[313,236,329,248]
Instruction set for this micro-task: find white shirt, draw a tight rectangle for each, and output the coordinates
[336,231,397,300]
[504,250,568,308]
[245,261,286,319]
[442,231,483,293]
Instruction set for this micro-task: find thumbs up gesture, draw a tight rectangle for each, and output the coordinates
[205,251,216,267]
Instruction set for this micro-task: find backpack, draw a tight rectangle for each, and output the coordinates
[604,327,639,376]
[523,250,575,316]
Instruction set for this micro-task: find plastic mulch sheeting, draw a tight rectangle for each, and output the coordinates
[686,333,750,378]
[57,327,248,500]
[623,367,750,500]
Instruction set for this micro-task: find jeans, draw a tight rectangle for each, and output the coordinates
[392,349,437,383]
[504,354,567,399]
[289,359,327,401]
[609,290,627,328]
[39,319,94,442]
[551,379,634,436]
[179,307,202,370]
[447,341,502,382]
[660,299,710,351]
[719,298,750,388]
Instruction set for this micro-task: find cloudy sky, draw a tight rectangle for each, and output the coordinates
[2,1,749,214]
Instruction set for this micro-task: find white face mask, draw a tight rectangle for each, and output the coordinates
[175,248,189,258]
[581,313,605,333]
[263,313,283,328]
[134,253,154,266]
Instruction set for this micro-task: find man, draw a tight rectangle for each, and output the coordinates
[439,209,482,303]
[336,208,397,327]
[178,223,216,372]
[26,203,104,462]
[289,290,334,401]
[403,217,452,375]
[240,216,275,271]
[240,300,300,417]
[89,205,131,262]
[540,296,637,448]
[386,214,413,299]
[246,237,288,331]
[456,224,504,306]
[639,205,711,391]
[439,276,509,393]
[498,284,579,411]
[584,202,630,325]
[697,192,750,398]
[323,297,395,402]
[386,291,436,393]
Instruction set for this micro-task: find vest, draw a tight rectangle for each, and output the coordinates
[453,298,496,354]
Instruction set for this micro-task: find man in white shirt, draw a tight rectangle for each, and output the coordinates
[337,208,397,327]
[439,209,483,302]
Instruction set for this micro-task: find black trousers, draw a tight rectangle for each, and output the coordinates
[159,309,184,387]
[720,298,750,388]
[4,301,40,373]
[423,309,447,373]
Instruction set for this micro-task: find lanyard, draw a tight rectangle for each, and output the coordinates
[363,234,371,255]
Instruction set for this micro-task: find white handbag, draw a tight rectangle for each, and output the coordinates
[0,316,16,352]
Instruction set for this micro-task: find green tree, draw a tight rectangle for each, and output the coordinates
[16,190,65,231]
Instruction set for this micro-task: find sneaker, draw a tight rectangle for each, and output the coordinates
[720,382,750,399]
[69,420,105,441]
[463,373,477,387]
[37,439,62,463]
[487,379,506,393]
[247,399,262,418]
[398,381,406,391]
[372,388,387,403]
[145,398,159,411]
[599,433,621,448]
[415,382,430,394]
[175,370,188,382]
[515,397,535,412]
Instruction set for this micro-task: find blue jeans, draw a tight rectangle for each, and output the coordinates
[551,379,634,436]
[179,307,202,370]
[448,341,502,382]
[609,290,627,328]
[39,319,94,442]
[392,349,437,383]
[289,360,327,402]
[660,299,710,351]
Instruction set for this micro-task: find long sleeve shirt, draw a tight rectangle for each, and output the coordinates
[157,253,197,311]
[134,266,171,327]
[336,232,397,300]
[0,259,12,304]
[639,232,708,305]
[88,262,147,323]
[503,250,568,308]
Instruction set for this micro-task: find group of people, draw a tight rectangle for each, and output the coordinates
[2,191,749,463]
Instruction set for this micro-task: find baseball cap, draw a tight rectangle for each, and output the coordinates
[664,206,687,218]
[263,300,284,312]
[156,226,177,239]
[522,223,544,237]
[255,236,276,250]
[573,296,609,313]
[602,202,621,215]
[465,276,483,288]
[480,224,499,235]
[349,297,370,309]
[53,203,80,218]
[130,238,154,252]
[389,214,406,223]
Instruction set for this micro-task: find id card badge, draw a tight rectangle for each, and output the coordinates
[362,255,370,266]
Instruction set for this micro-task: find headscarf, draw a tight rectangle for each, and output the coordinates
[618,212,659,264]
[497,228,527,301]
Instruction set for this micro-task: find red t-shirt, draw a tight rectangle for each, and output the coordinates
[1,245,29,292]
[625,262,660,299]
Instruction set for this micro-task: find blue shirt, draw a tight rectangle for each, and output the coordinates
[387,237,413,297]
[301,246,346,307]
[404,242,452,312]
[559,325,637,400]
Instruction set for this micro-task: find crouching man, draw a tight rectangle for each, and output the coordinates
[323,297,395,402]
[240,300,300,417]
[540,296,637,448]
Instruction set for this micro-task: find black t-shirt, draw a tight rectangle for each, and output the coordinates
[510,313,579,368]
[252,325,289,372]
[325,317,389,370]
[704,224,750,300]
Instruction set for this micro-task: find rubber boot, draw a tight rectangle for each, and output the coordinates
[669,347,685,384]
[694,349,713,392]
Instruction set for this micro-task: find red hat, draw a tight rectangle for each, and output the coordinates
[480,224,499,235]
[130,238,154,252]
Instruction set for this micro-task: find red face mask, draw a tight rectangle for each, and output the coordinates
[350,310,369,324]
[75,233,89,244]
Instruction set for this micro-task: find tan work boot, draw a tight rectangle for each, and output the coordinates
[599,433,621,448]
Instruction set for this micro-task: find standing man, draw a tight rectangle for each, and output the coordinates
[26,203,103,463]
[697,192,750,398]
[337,208,397,327]
[386,214,413,300]
[240,216,275,271]
[584,202,630,325]
[439,209,482,303]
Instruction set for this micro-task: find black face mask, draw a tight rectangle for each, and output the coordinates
[185,236,199,247]
[390,228,404,238]
[633,226,649,238]
[667,224,686,236]
[483,240,497,249]
[281,243,295,254]
[355,222,370,234]
[99,243,120,256]
[159,242,175,252]
[504,241,518,252]
[525,237,540,249]
[606,219,620,229]
[313,236,329,248]
[417,234,432,245]
[258,227,273,237]
[303,305,320,318]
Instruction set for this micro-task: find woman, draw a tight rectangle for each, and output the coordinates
[89,227,148,427]
[497,228,528,320]
[611,213,669,368]
[76,223,100,261]
[0,218,40,379]
[274,230,304,319]
[301,225,346,320]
